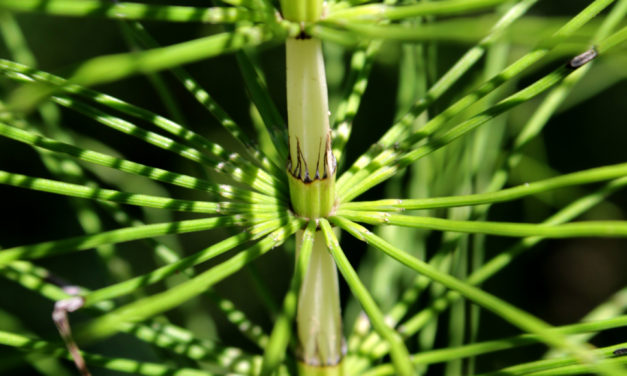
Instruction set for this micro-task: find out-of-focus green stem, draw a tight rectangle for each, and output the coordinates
[281,0,324,22]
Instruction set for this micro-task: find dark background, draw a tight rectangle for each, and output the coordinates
[0,0,625,374]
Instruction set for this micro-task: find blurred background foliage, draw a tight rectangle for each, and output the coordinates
[0,0,626,375]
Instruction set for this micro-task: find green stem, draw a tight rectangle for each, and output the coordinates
[320,219,415,376]
[286,37,337,218]
[261,221,317,375]
[283,11,344,372]
[281,0,324,22]
[296,230,344,368]
[282,1,344,372]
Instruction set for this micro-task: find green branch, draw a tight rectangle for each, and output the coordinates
[327,0,509,21]
[0,260,263,372]
[7,24,298,113]
[319,219,415,376]
[120,21,287,180]
[0,121,279,204]
[0,58,277,180]
[0,215,271,266]
[336,210,627,238]
[335,0,539,197]
[331,217,622,375]
[337,0,617,201]
[236,51,290,164]
[361,319,627,376]
[49,95,284,197]
[477,343,627,376]
[0,0,259,24]
[378,178,627,358]
[341,162,627,211]
[81,225,280,306]
[76,219,304,343]
[0,169,284,214]
[0,330,227,376]
[331,42,381,165]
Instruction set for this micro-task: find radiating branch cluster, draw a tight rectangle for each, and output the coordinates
[0,0,626,376]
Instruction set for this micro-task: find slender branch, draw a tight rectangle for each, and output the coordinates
[319,219,415,376]
[0,0,260,24]
[0,330,230,376]
[337,0,616,201]
[49,95,284,197]
[335,0,539,196]
[327,0,509,21]
[337,210,627,238]
[360,319,627,376]
[0,58,280,181]
[332,216,623,375]
[341,162,627,211]
[386,178,627,357]
[0,169,283,214]
[0,215,267,266]
[0,121,280,204]
[121,21,287,180]
[76,219,305,343]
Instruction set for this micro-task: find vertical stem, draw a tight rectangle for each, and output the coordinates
[282,1,343,372]
[286,37,336,218]
[286,36,344,371]
[280,0,324,23]
[296,231,343,370]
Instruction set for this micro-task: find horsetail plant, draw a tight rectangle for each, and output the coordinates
[0,0,626,375]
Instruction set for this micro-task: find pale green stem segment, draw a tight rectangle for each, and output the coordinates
[281,0,324,22]
[260,221,317,375]
[281,0,344,372]
[297,362,343,376]
[286,37,337,218]
[297,229,344,368]
[282,2,343,368]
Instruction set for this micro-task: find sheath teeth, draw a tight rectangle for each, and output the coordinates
[288,134,336,183]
